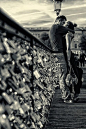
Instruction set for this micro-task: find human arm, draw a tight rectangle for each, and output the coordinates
[66,32,72,66]
[59,25,75,35]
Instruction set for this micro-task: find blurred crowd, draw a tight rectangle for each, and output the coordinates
[74,51,86,67]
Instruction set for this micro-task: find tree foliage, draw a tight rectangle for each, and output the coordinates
[40,32,52,48]
[78,34,86,50]
[40,32,49,41]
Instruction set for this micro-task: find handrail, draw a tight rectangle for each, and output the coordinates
[0,8,59,53]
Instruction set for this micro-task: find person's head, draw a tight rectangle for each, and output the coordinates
[65,21,77,30]
[55,15,67,26]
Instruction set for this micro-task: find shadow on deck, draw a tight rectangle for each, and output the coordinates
[44,87,86,129]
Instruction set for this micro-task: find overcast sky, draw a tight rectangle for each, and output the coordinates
[0,0,86,28]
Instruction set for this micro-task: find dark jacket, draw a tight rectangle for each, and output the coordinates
[49,24,74,52]
[70,52,83,94]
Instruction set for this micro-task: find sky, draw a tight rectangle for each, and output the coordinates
[0,0,86,28]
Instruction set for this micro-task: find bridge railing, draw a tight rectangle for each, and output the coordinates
[0,8,59,129]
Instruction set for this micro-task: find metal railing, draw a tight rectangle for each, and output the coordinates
[0,8,59,53]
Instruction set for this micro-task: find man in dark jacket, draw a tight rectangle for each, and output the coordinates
[49,15,74,103]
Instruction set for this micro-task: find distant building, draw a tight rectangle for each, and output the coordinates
[71,27,86,54]
[26,27,49,39]
[26,27,86,54]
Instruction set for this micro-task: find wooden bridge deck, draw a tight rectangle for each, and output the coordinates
[44,86,86,129]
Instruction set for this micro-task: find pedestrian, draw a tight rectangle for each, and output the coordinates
[65,21,83,102]
[79,51,86,67]
[49,15,74,103]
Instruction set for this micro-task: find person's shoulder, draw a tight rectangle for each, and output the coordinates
[51,24,58,27]
[50,24,59,30]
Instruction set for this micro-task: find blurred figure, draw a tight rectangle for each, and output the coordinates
[79,51,86,67]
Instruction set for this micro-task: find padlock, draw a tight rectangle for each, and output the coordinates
[3,37,12,54]
[12,123,19,129]
[0,54,5,66]
[0,114,11,129]
[0,35,6,54]
[18,85,32,96]
[32,49,37,57]
[11,53,19,62]
[22,74,30,83]
[8,65,16,76]
[34,100,42,110]
[19,48,27,56]
[0,104,5,114]
[33,70,41,79]
[30,113,37,123]
[2,54,12,65]
[19,81,26,88]
[10,100,21,110]
[8,114,15,122]
[29,122,36,129]
[14,62,24,74]
[19,57,26,64]
[22,92,31,101]
[7,78,18,90]
[18,107,24,116]
[2,92,13,105]
[5,105,13,115]
[14,116,23,125]
[19,123,27,129]
[27,55,32,64]
[34,91,40,100]
[37,121,43,129]
[37,52,44,67]
[21,103,30,114]
[33,56,37,65]
[7,38,16,49]
[35,80,44,90]
[1,68,11,79]
[25,84,32,93]
[26,70,32,79]
[6,88,13,95]
[0,80,7,91]
[41,116,47,124]
[40,94,46,102]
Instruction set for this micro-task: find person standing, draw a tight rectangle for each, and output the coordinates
[65,21,83,102]
[49,15,74,103]
[80,51,86,67]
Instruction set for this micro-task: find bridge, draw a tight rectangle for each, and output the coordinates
[0,8,86,129]
[44,86,86,129]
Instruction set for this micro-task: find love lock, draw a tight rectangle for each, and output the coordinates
[0,104,11,129]
[0,114,11,129]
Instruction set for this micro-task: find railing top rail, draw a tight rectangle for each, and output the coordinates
[0,8,58,53]
[0,8,36,39]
